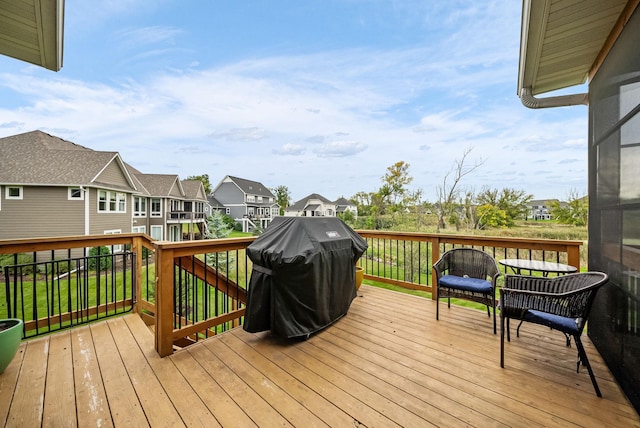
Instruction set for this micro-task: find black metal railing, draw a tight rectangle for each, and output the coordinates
[356,231,582,293]
[171,247,251,345]
[2,250,136,338]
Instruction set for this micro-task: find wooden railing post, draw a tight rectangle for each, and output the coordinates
[132,235,143,315]
[155,244,175,357]
[567,243,581,271]
[431,237,440,300]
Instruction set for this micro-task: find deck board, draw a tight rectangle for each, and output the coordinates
[43,331,76,428]
[71,325,113,428]
[1,284,639,427]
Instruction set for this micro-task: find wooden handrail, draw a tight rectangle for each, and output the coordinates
[0,231,584,356]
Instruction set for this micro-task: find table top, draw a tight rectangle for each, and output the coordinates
[498,258,578,274]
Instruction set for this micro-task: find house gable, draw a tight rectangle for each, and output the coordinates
[93,155,136,191]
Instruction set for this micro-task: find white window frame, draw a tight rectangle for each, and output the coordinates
[169,225,181,242]
[97,190,127,213]
[247,195,255,202]
[104,229,123,253]
[133,196,147,217]
[6,186,23,200]
[151,198,162,217]
[257,196,263,203]
[225,207,230,215]
[68,187,84,200]
[132,225,146,234]
[150,225,163,240]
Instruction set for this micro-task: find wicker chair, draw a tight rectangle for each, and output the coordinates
[499,272,608,397]
[433,248,501,333]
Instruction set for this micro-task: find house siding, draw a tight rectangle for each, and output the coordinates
[169,184,183,198]
[87,188,132,234]
[214,182,246,219]
[0,186,84,239]
[95,159,130,188]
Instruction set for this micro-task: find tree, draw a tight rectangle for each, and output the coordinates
[206,211,232,239]
[476,187,532,228]
[272,185,290,215]
[382,161,413,210]
[476,204,508,228]
[550,190,588,226]
[436,147,484,231]
[205,211,234,271]
[186,174,212,194]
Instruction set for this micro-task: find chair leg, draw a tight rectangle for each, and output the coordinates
[436,295,440,320]
[492,304,496,334]
[500,313,505,367]
[574,335,602,397]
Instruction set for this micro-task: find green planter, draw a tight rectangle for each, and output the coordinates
[0,319,23,374]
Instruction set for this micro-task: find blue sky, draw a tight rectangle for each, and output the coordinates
[0,0,588,202]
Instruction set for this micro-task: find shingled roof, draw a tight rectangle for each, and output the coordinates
[287,193,334,211]
[181,180,207,201]
[132,174,184,198]
[225,176,275,198]
[0,130,136,191]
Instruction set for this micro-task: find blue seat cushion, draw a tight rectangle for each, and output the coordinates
[522,309,580,335]
[438,275,492,293]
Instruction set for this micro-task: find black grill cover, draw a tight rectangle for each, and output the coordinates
[243,217,368,338]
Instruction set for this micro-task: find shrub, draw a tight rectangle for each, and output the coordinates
[0,253,36,275]
[88,246,112,271]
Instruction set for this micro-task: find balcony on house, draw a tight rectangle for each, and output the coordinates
[0,232,638,427]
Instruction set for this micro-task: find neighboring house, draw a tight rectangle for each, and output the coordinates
[527,199,562,220]
[0,130,137,241]
[0,130,208,243]
[334,197,358,219]
[129,170,207,242]
[211,175,279,232]
[285,193,336,217]
[518,0,640,412]
[285,194,358,219]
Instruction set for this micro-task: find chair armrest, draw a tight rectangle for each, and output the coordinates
[500,286,591,319]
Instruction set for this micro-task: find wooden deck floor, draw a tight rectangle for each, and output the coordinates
[1,284,639,427]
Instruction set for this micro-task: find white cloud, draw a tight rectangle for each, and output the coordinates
[314,141,367,158]
[273,144,306,156]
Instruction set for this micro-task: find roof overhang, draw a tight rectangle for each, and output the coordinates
[518,0,636,104]
[0,0,65,72]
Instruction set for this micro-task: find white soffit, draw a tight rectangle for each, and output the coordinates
[0,0,64,72]
[518,0,630,96]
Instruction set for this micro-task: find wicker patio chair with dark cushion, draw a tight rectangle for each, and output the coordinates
[433,248,501,333]
[499,272,608,397]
